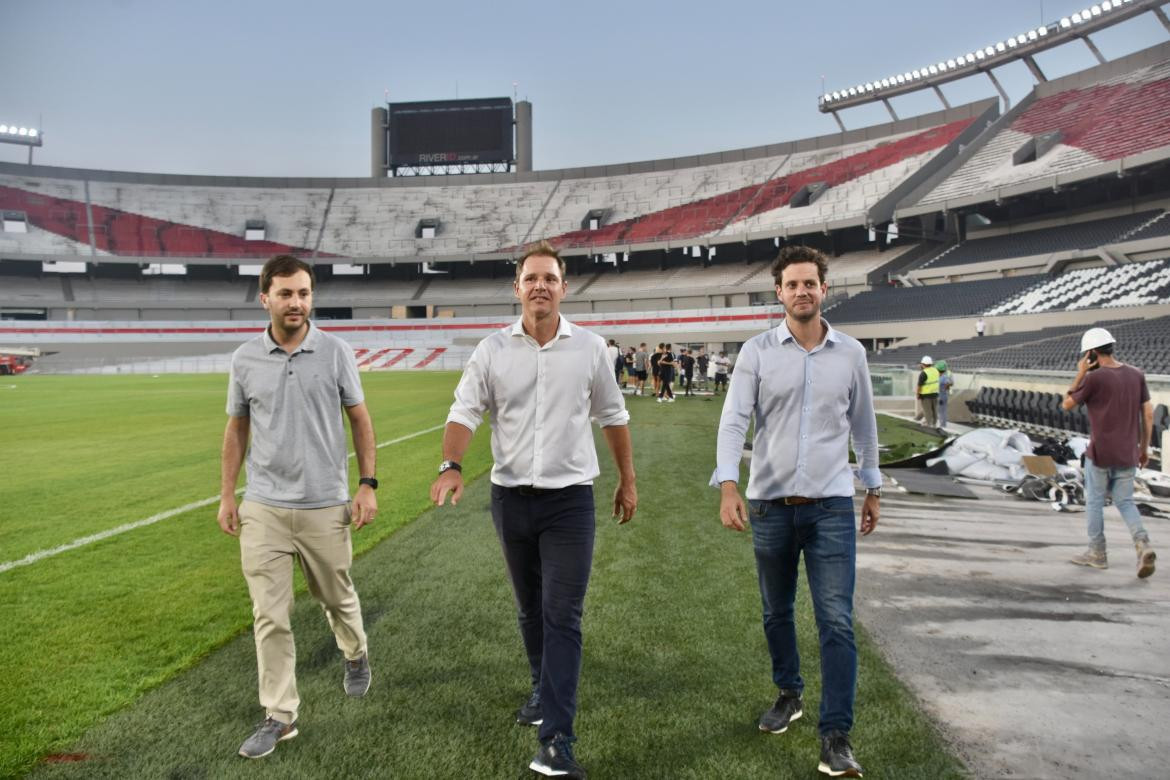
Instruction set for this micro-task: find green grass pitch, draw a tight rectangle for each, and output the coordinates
[0,373,961,778]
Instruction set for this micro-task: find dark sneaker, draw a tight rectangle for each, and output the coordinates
[1070,548,1108,569]
[238,717,297,759]
[516,686,543,726]
[529,732,586,778]
[818,731,863,778]
[343,653,371,697]
[758,689,803,733]
[1136,540,1156,579]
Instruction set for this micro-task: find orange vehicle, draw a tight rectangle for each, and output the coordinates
[0,347,40,375]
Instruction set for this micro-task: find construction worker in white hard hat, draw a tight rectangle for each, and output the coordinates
[1061,326,1156,578]
[916,355,941,429]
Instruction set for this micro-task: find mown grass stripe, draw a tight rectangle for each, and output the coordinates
[0,423,447,575]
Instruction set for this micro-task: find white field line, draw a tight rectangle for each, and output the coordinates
[0,423,446,575]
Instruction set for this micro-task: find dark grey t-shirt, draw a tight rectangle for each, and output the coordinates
[1070,363,1150,468]
[227,323,364,508]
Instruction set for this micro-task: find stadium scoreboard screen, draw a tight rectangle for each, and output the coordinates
[388,98,514,167]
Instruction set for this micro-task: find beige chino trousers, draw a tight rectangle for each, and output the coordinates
[238,499,368,724]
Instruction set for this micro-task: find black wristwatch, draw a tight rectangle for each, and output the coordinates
[439,460,462,475]
[359,477,379,490]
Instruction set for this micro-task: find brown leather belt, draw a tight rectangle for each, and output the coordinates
[780,496,816,505]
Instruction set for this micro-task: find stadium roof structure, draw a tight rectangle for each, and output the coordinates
[818,0,1170,126]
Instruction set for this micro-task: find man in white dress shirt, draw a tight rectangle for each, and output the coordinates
[431,240,637,780]
[713,245,880,779]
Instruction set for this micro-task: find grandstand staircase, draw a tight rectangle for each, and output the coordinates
[60,276,74,302]
[1117,211,1168,242]
[573,272,604,296]
[411,278,433,301]
[718,154,793,233]
[731,262,771,287]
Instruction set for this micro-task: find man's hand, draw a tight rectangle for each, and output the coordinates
[860,494,880,536]
[1139,449,1150,469]
[351,484,377,530]
[217,496,240,536]
[613,479,637,524]
[719,481,747,532]
[430,470,464,507]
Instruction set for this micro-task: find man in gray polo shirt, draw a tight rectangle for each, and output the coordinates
[217,254,379,759]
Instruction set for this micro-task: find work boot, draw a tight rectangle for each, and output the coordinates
[1136,539,1156,579]
[1070,548,1108,569]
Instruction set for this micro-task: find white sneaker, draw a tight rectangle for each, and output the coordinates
[667,397,675,403]
[657,398,664,403]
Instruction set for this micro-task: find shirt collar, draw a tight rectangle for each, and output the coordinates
[264,321,318,354]
[776,317,839,349]
[511,315,574,342]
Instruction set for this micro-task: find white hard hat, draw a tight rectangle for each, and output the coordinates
[1080,327,1115,353]
[920,355,933,365]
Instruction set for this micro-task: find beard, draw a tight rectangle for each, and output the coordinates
[787,302,820,323]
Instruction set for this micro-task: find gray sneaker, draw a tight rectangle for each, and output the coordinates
[1136,540,1156,579]
[1070,548,1108,569]
[344,653,371,697]
[759,689,803,733]
[238,717,297,759]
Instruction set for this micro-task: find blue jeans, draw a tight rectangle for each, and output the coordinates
[749,496,858,735]
[491,484,595,741]
[1083,457,1149,551]
[938,396,949,428]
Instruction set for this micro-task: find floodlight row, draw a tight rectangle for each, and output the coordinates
[819,0,1134,106]
[0,125,39,137]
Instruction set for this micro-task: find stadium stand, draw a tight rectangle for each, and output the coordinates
[822,275,1044,323]
[870,323,1094,366]
[986,258,1170,314]
[0,106,983,263]
[919,210,1163,269]
[949,316,1170,374]
[907,49,1170,211]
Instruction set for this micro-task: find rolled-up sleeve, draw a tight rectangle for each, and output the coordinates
[848,350,881,489]
[589,342,630,428]
[446,342,491,432]
[710,343,758,486]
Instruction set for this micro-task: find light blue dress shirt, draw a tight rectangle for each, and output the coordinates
[711,318,881,499]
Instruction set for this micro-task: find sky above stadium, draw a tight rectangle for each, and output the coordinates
[1,0,1165,177]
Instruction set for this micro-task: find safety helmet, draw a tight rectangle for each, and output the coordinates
[935,360,948,372]
[1080,327,1115,353]
[920,355,933,365]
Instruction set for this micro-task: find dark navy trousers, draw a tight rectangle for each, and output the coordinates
[490,483,595,740]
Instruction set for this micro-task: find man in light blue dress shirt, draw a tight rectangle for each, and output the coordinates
[713,245,880,779]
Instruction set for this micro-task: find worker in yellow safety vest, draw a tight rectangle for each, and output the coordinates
[917,356,941,428]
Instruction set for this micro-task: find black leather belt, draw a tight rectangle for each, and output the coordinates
[514,485,554,496]
[779,496,816,505]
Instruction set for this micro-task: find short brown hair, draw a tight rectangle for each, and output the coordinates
[771,245,828,285]
[260,254,315,293]
[516,240,567,281]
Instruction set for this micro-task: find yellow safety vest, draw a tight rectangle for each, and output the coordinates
[920,366,940,395]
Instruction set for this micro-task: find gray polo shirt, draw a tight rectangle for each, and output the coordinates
[227,322,364,509]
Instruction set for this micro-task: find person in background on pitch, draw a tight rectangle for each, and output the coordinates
[916,356,940,428]
[714,245,880,779]
[633,343,649,396]
[1062,327,1156,578]
[695,347,710,392]
[679,347,696,397]
[657,343,677,403]
[650,343,664,397]
[430,240,637,780]
[713,351,730,393]
[217,254,377,760]
[936,360,953,431]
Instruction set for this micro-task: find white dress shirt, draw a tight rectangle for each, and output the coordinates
[711,318,881,499]
[447,316,630,489]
